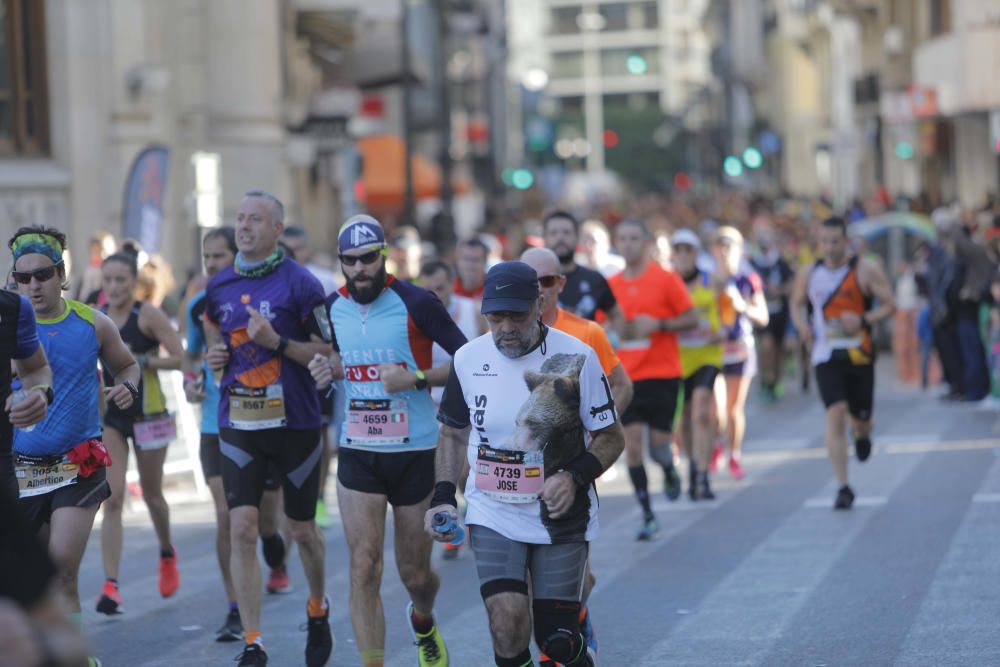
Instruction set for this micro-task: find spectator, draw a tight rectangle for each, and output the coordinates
[949,220,994,402]
[892,260,921,385]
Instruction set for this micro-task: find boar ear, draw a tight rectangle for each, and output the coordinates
[553,376,580,403]
[524,370,545,391]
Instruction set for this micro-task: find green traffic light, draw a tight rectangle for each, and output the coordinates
[511,169,534,190]
[742,147,763,169]
[895,142,914,160]
[723,156,743,177]
[626,55,648,75]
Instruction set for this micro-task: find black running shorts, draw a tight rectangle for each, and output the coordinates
[815,360,875,421]
[18,466,111,533]
[219,428,322,521]
[619,378,680,432]
[468,524,588,601]
[337,447,435,507]
[200,433,279,491]
[683,365,721,403]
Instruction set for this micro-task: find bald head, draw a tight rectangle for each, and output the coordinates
[520,247,560,277]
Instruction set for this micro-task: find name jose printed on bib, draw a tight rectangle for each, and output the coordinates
[230,384,286,430]
[474,445,545,503]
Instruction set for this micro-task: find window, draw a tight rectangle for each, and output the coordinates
[929,0,951,36]
[551,51,584,79]
[551,7,582,35]
[637,1,658,29]
[598,4,628,31]
[0,0,49,155]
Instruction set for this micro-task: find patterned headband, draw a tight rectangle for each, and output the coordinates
[11,232,64,264]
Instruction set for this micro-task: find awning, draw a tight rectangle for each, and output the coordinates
[358,135,471,211]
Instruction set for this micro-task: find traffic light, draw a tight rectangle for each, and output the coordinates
[510,169,534,190]
[626,55,648,75]
[673,172,691,191]
[742,147,763,169]
[602,130,619,148]
[723,156,743,177]
[894,142,914,160]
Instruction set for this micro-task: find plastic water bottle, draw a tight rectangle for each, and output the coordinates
[432,511,465,546]
[11,388,35,432]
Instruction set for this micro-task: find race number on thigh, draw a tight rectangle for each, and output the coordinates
[230,385,287,430]
[133,414,177,450]
[474,445,544,503]
[15,454,78,499]
[346,398,409,446]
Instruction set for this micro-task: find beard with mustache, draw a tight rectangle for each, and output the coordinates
[551,244,575,264]
[346,262,388,304]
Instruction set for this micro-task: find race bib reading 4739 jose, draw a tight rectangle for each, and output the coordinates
[475,446,545,503]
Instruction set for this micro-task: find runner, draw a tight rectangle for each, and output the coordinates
[307,215,465,667]
[182,227,292,644]
[521,246,633,663]
[710,227,769,481]
[419,259,485,560]
[454,238,488,300]
[204,191,334,667]
[608,220,697,540]
[96,251,185,614]
[427,260,624,667]
[750,222,795,403]
[8,226,138,666]
[670,229,724,500]
[543,210,623,329]
[790,216,895,509]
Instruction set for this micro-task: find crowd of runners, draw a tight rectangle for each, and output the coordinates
[0,191,898,666]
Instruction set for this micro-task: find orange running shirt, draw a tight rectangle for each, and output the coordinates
[608,261,693,380]
[553,308,621,375]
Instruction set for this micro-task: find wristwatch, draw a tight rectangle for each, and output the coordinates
[122,380,139,401]
[414,369,429,391]
[274,336,289,355]
[30,384,54,405]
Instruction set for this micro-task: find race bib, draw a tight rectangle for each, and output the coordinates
[15,454,78,499]
[825,319,862,350]
[723,339,749,363]
[346,398,409,446]
[133,414,176,450]
[230,384,286,430]
[474,446,545,504]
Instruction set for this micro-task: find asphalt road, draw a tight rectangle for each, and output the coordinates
[79,363,1000,666]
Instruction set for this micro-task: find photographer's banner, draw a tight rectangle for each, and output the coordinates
[121,145,170,253]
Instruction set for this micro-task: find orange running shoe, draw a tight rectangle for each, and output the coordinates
[266,566,292,594]
[159,547,180,598]
[96,579,123,615]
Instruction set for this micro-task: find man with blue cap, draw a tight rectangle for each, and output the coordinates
[426,261,625,667]
[309,214,467,667]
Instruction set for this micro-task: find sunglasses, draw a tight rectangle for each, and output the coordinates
[538,275,560,288]
[339,249,385,267]
[12,261,62,285]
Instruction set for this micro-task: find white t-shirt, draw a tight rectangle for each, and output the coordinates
[437,326,618,544]
[431,295,480,405]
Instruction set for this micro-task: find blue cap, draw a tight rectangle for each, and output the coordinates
[481,261,540,314]
[338,215,386,252]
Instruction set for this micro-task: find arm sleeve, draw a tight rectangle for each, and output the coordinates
[437,362,471,428]
[13,295,39,359]
[410,288,468,356]
[185,296,205,354]
[578,347,617,431]
[325,293,340,352]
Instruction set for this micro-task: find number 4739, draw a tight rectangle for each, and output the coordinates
[494,467,520,479]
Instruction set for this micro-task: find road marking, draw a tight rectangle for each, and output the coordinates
[972,493,1000,503]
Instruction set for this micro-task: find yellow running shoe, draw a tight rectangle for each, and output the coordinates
[406,601,448,666]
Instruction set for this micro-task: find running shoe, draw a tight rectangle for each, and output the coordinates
[442,541,461,560]
[88,658,102,666]
[96,580,123,615]
[304,596,334,667]
[315,500,333,529]
[235,644,268,666]
[406,601,449,666]
[217,607,244,642]
[729,456,745,480]
[696,472,715,501]
[663,464,681,501]
[266,566,292,594]
[834,485,855,510]
[636,516,658,541]
[159,547,180,598]
[855,436,872,462]
[580,605,598,656]
[708,443,725,473]
[688,462,699,501]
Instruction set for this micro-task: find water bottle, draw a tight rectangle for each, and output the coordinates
[432,511,465,546]
[11,387,35,432]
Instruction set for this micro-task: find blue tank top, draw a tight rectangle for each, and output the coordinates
[185,289,219,434]
[328,276,468,453]
[15,300,101,456]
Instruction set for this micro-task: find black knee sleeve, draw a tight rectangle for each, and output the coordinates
[533,599,585,665]
[495,647,533,667]
[261,533,285,569]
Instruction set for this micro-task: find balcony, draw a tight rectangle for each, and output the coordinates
[914,25,1000,114]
